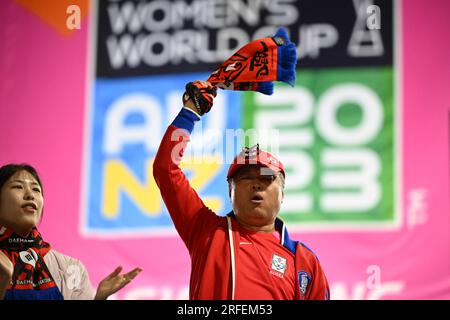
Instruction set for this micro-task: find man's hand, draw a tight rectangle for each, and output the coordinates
[183,80,217,116]
[0,251,13,300]
[94,266,142,300]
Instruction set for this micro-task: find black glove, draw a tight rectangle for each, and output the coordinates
[183,81,217,116]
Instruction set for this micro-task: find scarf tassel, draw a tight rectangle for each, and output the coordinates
[275,27,297,88]
[257,82,274,95]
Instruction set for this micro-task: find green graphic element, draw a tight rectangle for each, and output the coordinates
[242,67,395,224]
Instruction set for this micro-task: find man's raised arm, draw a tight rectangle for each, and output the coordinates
[153,81,217,244]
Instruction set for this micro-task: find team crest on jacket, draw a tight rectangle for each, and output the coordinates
[298,271,311,297]
[270,254,287,275]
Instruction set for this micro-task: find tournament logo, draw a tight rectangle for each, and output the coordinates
[83,0,400,235]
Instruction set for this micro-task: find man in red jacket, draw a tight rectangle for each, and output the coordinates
[153,81,330,300]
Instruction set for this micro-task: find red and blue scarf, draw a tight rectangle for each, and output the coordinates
[207,27,297,95]
[0,226,63,300]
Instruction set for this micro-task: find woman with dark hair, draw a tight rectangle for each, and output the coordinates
[0,163,142,300]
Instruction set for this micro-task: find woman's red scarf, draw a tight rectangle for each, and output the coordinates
[0,226,63,300]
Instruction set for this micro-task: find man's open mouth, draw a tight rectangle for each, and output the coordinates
[250,194,264,203]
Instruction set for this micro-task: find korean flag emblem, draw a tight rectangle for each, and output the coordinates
[298,271,311,297]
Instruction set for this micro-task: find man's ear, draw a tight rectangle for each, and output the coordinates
[228,182,232,199]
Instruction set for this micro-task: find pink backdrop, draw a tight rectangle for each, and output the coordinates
[0,0,449,299]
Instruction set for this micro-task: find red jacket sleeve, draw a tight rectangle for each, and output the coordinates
[306,255,330,300]
[153,108,214,247]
